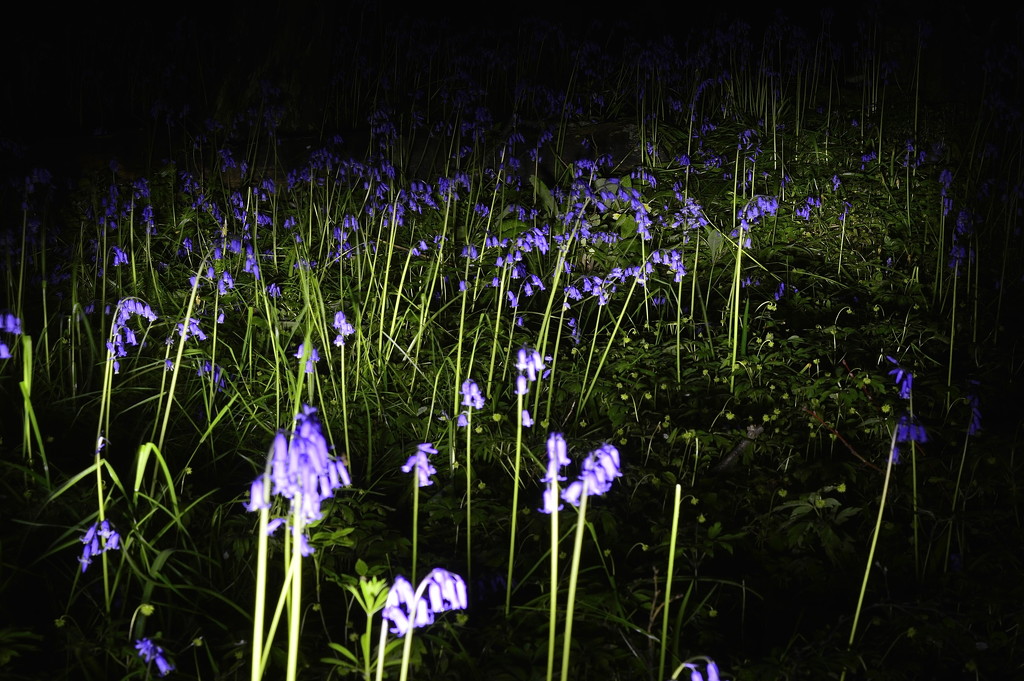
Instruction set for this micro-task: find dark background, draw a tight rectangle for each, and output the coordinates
[0,2,1007,163]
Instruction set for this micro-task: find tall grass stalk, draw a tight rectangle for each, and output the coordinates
[842,425,900,681]
[658,484,683,681]
[19,334,50,485]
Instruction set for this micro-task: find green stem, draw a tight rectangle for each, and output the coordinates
[658,485,682,681]
[559,483,590,681]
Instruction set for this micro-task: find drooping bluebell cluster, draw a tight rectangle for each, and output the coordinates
[515,347,545,427]
[886,355,913,400]
[173,316,207,343]
[733,194,779,249]
[679,659,721,681]
[197,360,227,392]
[78,519,121,573]
[245,405,351,555]
[294,343,321,374]
[402,442,438,487]
[381,567,468,637]
[561,443,622,507]
[886,355,926,463]
[135,637,174,677]
[457,379,485,427]
[107,298,158,374]
[539,433,621,512]
[539,433,570,514]
[0,312,21,359]
[332,310,355,346]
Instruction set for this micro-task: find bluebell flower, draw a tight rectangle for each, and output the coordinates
[967,391,982,436]
[1,312,21,335]
[295,343,320,374]
[135,637,174,677]
[896,413,928,444]
[332,311,355,346]
[562,443,622,506]
[892,412,928,464]
[402,443,438,487]
[246,406,351,552]
[111,245,129,267]
[108,299,158,373]
[516,347,545,382]
[175,317,206,342]
[78,519,121,573]
[886,355,913,399]
[197,361,226,392]
[539,433,570,514]
[461,379,484,410]
[382,568,468,637]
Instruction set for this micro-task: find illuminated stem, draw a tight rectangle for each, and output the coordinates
[560,482,590,681]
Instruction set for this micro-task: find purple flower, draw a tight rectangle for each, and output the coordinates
[886,355,913,399]
[197,361,227,392]
[246,406,351,551]
[516,347,545,382]
[295,343,321,373]
[175,317,207,342]
[539,433,570,514]
[332,310,356,346]
[402,443,438,487]
[892,412,928,464]
[111,245,129,267]
[461,379,485,410]
[135,638,174,677]
[382,568,468,637]
[107,298,158,373]
[78,519,121,573]
[896,413,928,444]
[1,312,21,335]
[561,443,622,506]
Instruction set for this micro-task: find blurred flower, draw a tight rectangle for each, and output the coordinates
[516,347,546,382]
[403,442,438,487]
[461,379,485,410]
[562,443,622,506]
[135,637,174,677]
[892,412,928,464]
[78,519,121,573]
[967,390,982,436]
[382,568,468,637]
[295,343,320,373]
[1,312,21,335]
[197,361,227,392]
